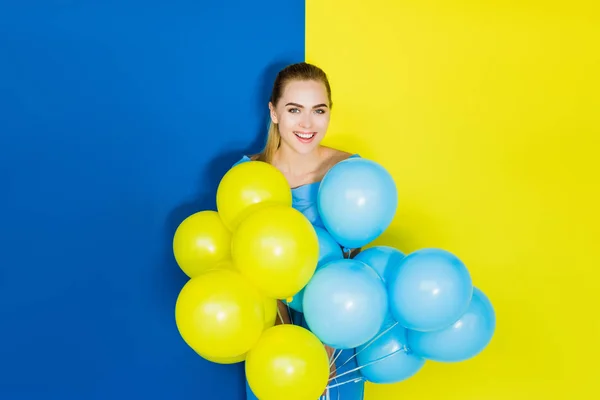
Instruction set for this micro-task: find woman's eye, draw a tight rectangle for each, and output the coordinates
[288,108,300,113]
[314,109,325,114]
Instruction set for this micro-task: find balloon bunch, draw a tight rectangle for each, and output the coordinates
[293,157,497,388]
[172,156,496,399]
[173,161,330,400]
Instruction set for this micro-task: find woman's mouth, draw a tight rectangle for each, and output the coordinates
[294,131,317,143]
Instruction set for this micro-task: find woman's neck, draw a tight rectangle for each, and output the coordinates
[272,144,323,177]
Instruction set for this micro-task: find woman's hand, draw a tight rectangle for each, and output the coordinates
[342,247,362,259]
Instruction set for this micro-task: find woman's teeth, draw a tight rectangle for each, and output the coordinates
[295,132,316,139]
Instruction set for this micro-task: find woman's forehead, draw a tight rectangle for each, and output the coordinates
[280,80,329,105]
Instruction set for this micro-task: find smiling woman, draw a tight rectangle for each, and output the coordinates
[255,63,333,163]
[239,62,365,400]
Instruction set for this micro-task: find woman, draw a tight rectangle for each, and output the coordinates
[235,62,365,399]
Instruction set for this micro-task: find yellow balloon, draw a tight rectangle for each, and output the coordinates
[175,268,265,359]
[246,325,330,400]
[172,211,231,278]
[231,204,319,299]
[211,259,278,329]
[263,297,278,330]
[216,161,292,231]
[195,294,276,365]
[197,351,247,364]
[198,353,248,364]
[213,259,237,271]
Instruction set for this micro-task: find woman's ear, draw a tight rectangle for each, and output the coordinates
[268,102,278,124]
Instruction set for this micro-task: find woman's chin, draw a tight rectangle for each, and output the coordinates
[282,136,322,154]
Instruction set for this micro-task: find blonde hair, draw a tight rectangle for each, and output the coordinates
[256,62,332,163]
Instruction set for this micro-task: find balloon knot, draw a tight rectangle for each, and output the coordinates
[286,297,293,303]
[342,247,352,258]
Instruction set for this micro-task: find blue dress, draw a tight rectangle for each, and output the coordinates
[233,155,365,400]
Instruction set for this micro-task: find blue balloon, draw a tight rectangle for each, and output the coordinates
[357,320,426,384]
[380,311,397,328]
[303,259,388,349]
[407,287,496,362]
[314,225,345,265]
[285,226,344,312]
[317,158,398,249]
[353,245,405,283]
[353,246,405,326]
[387,248,473,332]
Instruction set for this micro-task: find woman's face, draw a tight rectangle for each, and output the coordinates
[269,79,331,155]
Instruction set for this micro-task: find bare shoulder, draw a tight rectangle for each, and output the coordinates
[320,146,354,165]
[318,146,355,177]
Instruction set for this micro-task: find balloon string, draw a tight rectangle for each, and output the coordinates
[328,349,336,365]
[285,302,294,326]
[326,352,341,400]
[328,348,344,370]
[322,373,341,400]
[326,377,364,390]
[327,345,409,383]
[319,385,332,400]
[326,350,343,399]
[276,306,285,325]
[335,321,399,371]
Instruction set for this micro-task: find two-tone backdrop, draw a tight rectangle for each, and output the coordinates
[1,1,598,399]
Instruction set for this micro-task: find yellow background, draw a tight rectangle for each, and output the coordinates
[307,0,599,398]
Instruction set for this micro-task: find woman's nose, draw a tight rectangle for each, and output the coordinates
[299,115,312,129]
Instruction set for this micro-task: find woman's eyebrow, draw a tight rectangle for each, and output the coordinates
[285,102,329,108]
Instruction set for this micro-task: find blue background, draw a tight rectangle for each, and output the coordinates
[0,1,305,398]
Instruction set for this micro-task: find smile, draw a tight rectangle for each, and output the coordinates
[294,131,316,140]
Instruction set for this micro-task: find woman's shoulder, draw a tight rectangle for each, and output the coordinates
[232,154,261,167]
[316,146,360,180]
[320,146,359,166]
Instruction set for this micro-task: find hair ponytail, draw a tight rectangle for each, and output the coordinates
[256,121,280,163]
